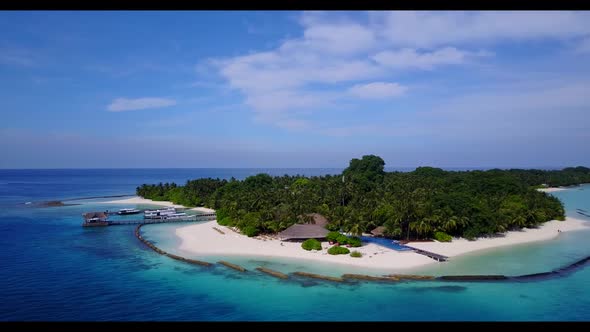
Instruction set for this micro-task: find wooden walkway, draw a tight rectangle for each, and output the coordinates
[577,209,590,218]
[403,245,449,262]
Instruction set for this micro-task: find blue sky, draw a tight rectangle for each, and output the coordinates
[1,11,590,168]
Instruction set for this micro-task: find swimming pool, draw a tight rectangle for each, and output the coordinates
[360,236,414,251]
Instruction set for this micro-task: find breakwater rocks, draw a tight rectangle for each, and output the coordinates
[386,274,436,281]
[133,223,590,284]
[29,194,134,208]
[218,261,247,272]
[437,254,590,282]
[34,200,80,207]
[165,253,212,267]
[512,254,590,282]
[293,272,344,283]
[437,275,509,281]
[135,224,211,267]
[342,274,399,282]
[255,267,289,279]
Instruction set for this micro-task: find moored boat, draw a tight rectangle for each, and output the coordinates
[144,207,177,219]
[161,212,190,220]
[117,208,141,215]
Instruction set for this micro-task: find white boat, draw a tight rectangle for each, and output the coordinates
[117,208,141,215]
[162,212,190,220]
[144,207,177,219]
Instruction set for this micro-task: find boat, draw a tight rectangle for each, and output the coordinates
[161,212,190,220]
[144,207,177,219]
[117,208,141,215]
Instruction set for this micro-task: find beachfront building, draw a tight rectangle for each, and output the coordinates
[278,223,329,241]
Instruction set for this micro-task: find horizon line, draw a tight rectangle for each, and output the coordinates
[0,166,577,171]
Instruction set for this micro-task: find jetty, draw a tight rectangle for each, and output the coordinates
[404,245,449,262]
[82,209,216,227]
[107,215,210,225]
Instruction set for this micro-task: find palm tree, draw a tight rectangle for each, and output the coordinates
[513,215,527,228]
[414,218,432,239]
[348,222,365,237]
[443,216,458,233]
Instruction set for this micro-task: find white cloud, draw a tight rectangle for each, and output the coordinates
[213,18,382,128]
[107,98,177,112]
[372,47,491,70]
[292,22,376,55]
[210,11,590,132]
[217,51,380,94]
[349,82,407,99]
[370,11,590,48]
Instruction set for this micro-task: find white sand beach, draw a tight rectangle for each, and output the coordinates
[175,217,588,270]
[407,217,588,257]
[176,220,436,270]
[106,196,589,270]
[102,196,215,213]
[537,187,569,193]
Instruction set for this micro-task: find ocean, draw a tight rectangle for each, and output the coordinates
[0,169,589,321]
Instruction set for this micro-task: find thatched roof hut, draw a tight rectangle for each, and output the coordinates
[370,226,386,237]
[278,224,329,241]
[83,212,108,222]
[298,213,329,227]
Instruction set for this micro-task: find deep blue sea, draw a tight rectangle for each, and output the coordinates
[1,169,589,321]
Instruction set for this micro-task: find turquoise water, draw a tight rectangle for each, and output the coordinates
[551,186,590,221]
[1,170,589,321]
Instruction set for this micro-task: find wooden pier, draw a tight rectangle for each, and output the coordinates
[404,245,449,262]
[576,209,590,218]
[83,211,216,227]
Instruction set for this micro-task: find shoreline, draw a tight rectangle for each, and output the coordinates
[537,187,569,193]
[176,220,436,270]
[101,196,215,214]
[406,217,588,258]
[105,196,589,271]
[174,217,589,271]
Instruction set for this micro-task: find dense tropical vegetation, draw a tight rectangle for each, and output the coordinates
[137,155,590,240]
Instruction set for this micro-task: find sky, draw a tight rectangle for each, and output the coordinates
[1,10,590,169]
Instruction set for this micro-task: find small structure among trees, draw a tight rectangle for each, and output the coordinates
[370,226,387,237]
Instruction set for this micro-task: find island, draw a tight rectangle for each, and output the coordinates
[119,155,590,270]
